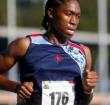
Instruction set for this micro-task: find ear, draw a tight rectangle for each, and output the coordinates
[47,8,54,19]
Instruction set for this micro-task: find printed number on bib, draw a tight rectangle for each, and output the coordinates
[42,81,75,105]
[49,92,69,105]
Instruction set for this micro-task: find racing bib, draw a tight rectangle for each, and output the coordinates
[42,81,75,105]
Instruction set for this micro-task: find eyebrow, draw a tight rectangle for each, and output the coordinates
[64,9,81,15]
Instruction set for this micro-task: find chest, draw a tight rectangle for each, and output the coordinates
[21,45,85,78]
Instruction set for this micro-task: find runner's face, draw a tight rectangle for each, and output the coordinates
[51,0,80,39]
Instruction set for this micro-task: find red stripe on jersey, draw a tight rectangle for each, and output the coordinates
[68,42,84,54]
[30,33,41,37]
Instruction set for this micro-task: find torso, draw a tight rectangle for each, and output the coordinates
[18,34,86,105]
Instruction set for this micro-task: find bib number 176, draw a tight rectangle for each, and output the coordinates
[49,92,69,105]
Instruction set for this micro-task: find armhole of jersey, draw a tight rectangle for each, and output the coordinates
[80,44,87,68]
[80,44,86,55]
[26,35,32,43]
[21,35,31,58]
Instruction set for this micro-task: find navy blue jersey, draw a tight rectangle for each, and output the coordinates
[18,34,86,105]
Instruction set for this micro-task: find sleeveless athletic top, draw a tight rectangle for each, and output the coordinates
[18,34,86,105]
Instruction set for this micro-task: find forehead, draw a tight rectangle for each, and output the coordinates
[56,0,80,14]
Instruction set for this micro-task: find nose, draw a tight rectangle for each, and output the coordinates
[70,15,77,25]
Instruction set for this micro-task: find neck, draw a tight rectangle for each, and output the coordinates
[44,32,68,45]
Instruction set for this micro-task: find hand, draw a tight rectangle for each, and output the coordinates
[82,70,98,92]
[17,82,34,101]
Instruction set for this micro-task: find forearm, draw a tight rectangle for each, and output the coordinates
[0,75,20,93]
[79,91,93,105]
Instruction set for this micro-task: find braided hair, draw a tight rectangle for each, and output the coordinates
[42,0,80,30]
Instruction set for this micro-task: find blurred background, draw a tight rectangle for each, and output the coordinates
[0,0,110,105]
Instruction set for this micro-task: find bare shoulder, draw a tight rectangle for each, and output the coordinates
[0,37,30,72]
[81,44,92,70]
[7,37,30,58]
[81,44,91,56]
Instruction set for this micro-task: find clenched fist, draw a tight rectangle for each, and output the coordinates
[82,70,98,93]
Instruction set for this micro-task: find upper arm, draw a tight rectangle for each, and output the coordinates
[81,44,92,70]
[0,37,30,74]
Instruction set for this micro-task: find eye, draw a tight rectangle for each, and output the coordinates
[76,14,81,19]
[65,12,72,16]
[77,15,81,18]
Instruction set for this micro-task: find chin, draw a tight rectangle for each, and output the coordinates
[66,33,74,39]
